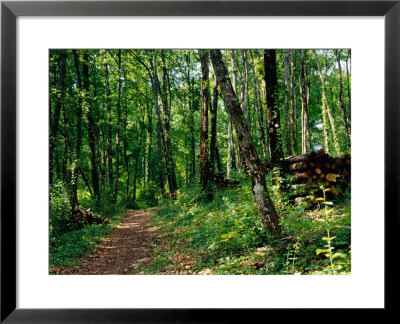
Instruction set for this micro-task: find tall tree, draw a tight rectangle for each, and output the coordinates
[264,50,284,168]
[199,50,212,200]
[314,50,340,155]
[160,50,178,199]
[82,51,100,201]
[300,50,310,154]
[290,50,298,155]
[283,50,293,156]
[249,50,267,160]
[335,50,351,144]
[210,49,282,236]
[151,53,166,194]
[113,50,122,203]
[103,55,114,191]
[209,82,219,177]
[71,50,84,208]
[49,50,67,185]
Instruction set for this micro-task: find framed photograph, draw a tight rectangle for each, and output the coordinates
[1,0,398,322]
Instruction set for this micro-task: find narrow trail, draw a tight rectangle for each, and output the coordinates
[58,210,159,274]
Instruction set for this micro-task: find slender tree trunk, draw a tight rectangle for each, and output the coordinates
[291,50,298,155]
[242,50,251,129]
[112,50,122,203]
[284,50,292,156]
[210,49,282,236]
[50,50,67,185]
[71,50,84,208]
[145,93,152,186]
[231,50,246,172]
[82,51,100,201]
[314,50,340,155]
[250,50,267,160]
[186,53,196,181]
[152,54,166,194]
[227,117,236,177]
[199,50,212,201]
[160,50,178,199]
[264,50,284,168]
[345,51,351,130]
[300,50,310,154]
[209,82,219,177]
[132,115,145,201]
[335,49,350,144]
[103,58,114,192]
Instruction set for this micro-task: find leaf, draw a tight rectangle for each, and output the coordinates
[316,249,329,255]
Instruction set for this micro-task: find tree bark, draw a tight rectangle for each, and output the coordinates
[199,50,212,200]
[210,49,282,236]
[82,51,100,201]
[291,50,298,155]
[284,50,292,156]
[249,50,267,160]
[103,56,114,191]
[112,50,122,203]
[160,50,178,199]
[335,50,351,145]
[300,50,310,154]
[264,50,284,168]
[50,50,67,185]
[209,82,219,177]
[185,52,196,181]
[152,53,166,194]
[314,50,340,155]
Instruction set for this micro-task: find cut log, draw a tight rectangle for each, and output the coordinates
[288,162,308,171]
[326,173,340,182]
[315,168,321,174]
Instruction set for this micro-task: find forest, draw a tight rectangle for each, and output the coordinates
[49,49,351,275]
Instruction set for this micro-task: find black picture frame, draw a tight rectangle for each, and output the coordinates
[1,0,398,322]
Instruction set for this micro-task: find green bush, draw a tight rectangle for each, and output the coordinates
[137,181,160,207]
[49,182,71,239]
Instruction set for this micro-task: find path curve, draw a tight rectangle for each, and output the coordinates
[56,210,158,274]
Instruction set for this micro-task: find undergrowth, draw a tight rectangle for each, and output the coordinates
[138,178,351,275]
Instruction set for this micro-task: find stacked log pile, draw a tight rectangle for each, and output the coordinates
[284,150,350,200]
[70,207,109,229]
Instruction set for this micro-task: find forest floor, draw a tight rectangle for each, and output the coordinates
[50,210,161,274]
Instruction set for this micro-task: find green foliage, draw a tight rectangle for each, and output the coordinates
[137,181,161,207]
[137,181,351,275]
[49,212,124,268]
[49,181,72,239]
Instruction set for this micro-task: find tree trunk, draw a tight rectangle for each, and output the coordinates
[103,57,114,191]
[82,51,100,201]
[186,53,196,181]
[160,50,178,199]
[314,50,340,155]
[284,50,292,156]
[199,50,212,201]
[152,54,166,194]
[250,50,267,160]
[210,49,282,236]
[241,50,251,129]
[112,50,122,203]
[291,50,298,155]
[335,50,350,145]
[264,50,284,168]
[345,51,351,130]
[209,82,218,177]
[300,50,310,154]
[50,50,67,185]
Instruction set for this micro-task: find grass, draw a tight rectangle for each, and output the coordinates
[136,179,351,275]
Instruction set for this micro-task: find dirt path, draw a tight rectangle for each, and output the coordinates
[57,210,159,274]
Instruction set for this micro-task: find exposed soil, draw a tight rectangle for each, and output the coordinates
[52,210,159,275]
